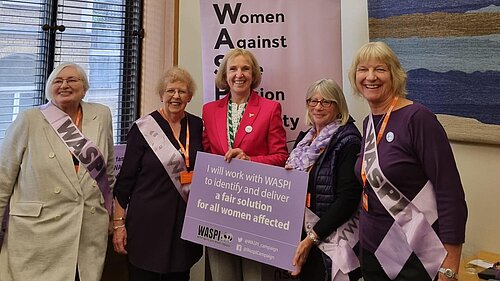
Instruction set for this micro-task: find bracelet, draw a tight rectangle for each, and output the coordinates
[113,217,125,221]
[113,225,125,230]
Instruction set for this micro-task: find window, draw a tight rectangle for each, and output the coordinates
[0,0,143,144]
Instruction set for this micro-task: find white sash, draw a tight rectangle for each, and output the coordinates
[362,114,446,280]
[136,114,189,202]
[39,102,112,215]
[304,208,360,281]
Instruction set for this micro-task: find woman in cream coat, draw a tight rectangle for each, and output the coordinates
[0,62,115,281]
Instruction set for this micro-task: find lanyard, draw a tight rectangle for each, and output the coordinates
[75,106,82,128]
[361,96,399,187]
[160,108,190,169]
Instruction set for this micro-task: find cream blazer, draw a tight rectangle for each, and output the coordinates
[0,101,115,281]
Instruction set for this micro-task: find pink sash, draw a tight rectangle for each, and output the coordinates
[361,114,446,280]
[40,102,112,215]
[304,208,360,281]
[135,114,190,202]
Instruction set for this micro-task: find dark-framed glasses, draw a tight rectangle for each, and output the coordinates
[52,77,81,87]
[164,88,189,97]
[306,99,334,108]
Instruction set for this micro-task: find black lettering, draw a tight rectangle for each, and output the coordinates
[389,198,410,216]
[79,147,99,164]
[198,225,206,236]
[87,155,104,173]
[215,85,227,100]
[167,154,182,174]
[366,167,383,189]
[214,28,234,49]
[213,54,225,75]
[364,150,377,174]
[66,138,87,156]
[259,88,284,100]
[57,119,80,141]
[377,182,401,202]
[212,3,241,24]
[337,215,359,241]
[365,125,376,152]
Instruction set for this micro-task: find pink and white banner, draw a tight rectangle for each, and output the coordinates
[200,0,342,145]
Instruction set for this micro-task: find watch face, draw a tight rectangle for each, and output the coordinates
[445,269,453,277]
[440,268,456,279]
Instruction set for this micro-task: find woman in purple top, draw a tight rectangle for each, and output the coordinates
[348,42,467,281]
[112,67,203,281]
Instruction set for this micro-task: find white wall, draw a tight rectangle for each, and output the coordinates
[178,0,500,268]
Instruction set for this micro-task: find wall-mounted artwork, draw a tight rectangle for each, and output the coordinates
[368,0,500,145]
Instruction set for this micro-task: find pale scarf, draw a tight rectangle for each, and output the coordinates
[286,120,341,171]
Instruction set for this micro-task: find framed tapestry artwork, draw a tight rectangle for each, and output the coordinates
[367,0,500,145]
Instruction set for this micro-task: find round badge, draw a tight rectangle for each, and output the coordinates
[245,125,253,133]
[386,132,394,143]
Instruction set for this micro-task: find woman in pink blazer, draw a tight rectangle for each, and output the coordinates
[202,48,288,280]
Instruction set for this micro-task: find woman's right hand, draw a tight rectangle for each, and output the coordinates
[291,236,314,276]
[224,148,250,162]
[112,226,128,254]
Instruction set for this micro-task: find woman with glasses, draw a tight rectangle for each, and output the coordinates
[286,79,362,281]
[202,48,288,280]
[113,67,203,281]
[0,62,115,281]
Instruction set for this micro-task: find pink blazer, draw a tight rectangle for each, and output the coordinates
[202,91,288,166]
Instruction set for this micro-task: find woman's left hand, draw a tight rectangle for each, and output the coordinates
[291,237,315,276]
[112,226,128,255]
[224,148,250,162]
[438,243,462,281]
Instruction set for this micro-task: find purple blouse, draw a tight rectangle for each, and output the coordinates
[355,103,467,254]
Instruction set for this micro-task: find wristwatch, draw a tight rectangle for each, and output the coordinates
[438,267,458,279]
[307,231,320,245]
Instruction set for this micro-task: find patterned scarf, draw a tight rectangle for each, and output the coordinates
[286,121,341,171]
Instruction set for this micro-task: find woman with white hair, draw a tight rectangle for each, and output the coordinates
[0,62,115,281]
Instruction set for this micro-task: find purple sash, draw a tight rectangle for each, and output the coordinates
[135,114,189,202]
[362,114,446,280]
[304,208,360,281]
[40,102,112,215]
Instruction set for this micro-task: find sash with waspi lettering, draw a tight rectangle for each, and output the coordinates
[304,208,360,281]
[361,114,446,280]
[40,102,112,215]
[135,114,189,202]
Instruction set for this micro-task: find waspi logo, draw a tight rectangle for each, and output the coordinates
[197,225,233,245]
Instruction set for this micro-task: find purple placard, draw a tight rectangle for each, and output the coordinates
[182,152,308,271]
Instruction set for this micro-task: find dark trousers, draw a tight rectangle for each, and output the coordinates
[300,246,361,281]
[360,248,437,281]
[128,263,190,281]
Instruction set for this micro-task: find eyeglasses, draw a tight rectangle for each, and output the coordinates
[306,99,334,108]
[164,88,189,97]
[52,77,81,87]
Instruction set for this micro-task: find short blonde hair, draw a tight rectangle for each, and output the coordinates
[348,41,407,98]
[45,62,89,101]
[215,48,262,90]
[157,66,197,98]
[304,79,350,126]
